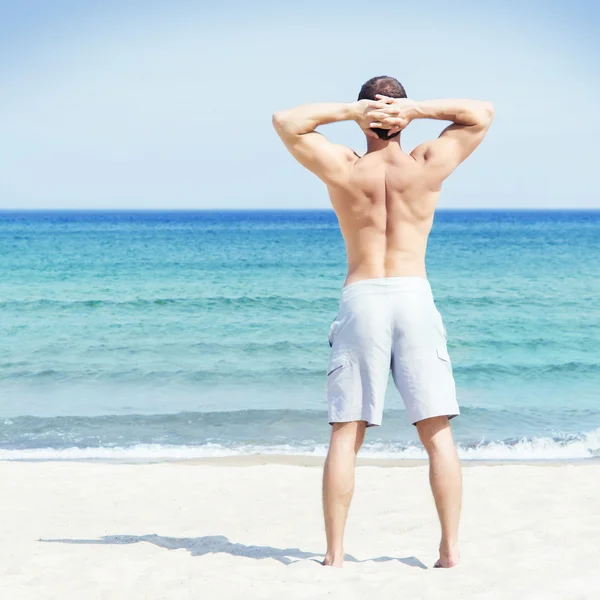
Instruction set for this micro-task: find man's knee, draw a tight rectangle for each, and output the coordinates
[330,421,367,454]
[416,416,453,453]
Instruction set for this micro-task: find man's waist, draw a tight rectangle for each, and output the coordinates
[340,276,432,303]
[344,261,427,287]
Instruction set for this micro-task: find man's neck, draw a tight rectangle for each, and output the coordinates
[366,133,402,153]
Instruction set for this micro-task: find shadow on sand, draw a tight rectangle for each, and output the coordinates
[40,534,428,568]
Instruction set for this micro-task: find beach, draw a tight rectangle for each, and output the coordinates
[1,459,599,600]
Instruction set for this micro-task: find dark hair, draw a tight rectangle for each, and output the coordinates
[358,76,407,140]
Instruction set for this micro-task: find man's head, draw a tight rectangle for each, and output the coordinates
[358,76,407,140]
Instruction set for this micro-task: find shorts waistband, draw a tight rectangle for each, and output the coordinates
[341,277,432,301]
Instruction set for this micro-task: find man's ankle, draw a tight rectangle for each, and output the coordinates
[440,539,459,557]
[324,549,345,567]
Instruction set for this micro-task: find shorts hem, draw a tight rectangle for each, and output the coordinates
[328,417,381,428]
[410,409,460,427]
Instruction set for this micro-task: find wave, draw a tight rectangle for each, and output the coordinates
[3,295,597,316]
[1,429,599,461]
[455,361,600,377]
[3,359,600,384]
[0,365,328,384]
[2,409,600,461]
[0,295,336,312]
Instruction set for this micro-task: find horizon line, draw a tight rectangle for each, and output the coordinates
[1,207,600,213]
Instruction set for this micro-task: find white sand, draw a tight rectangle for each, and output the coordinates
[1,460,599,600]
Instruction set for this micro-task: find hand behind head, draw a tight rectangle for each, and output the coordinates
[366,96,416,136]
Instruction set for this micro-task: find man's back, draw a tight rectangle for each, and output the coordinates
[273,92,493,286]
[329,144,440,284]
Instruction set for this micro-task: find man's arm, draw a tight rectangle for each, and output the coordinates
[369,98,495,179]
[272,102,372,185]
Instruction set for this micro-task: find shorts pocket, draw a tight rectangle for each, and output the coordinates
[327,354,354,421]
[327,354,348,376]
[328,316,340,348]
[436,346,451,363]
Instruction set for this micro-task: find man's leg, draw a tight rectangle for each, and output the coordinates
[416,416,462,568]
[322,420,366,568]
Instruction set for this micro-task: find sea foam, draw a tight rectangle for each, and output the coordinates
[1,428,598,461]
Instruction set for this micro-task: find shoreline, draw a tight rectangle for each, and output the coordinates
[2,454,599,467]
[175,454,600,468]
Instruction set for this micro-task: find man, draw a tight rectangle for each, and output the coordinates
[272,76,494,569]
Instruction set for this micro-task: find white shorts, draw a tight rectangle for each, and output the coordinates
[327,277,459,426]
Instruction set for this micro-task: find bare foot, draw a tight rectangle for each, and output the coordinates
[434,548,460,568]
[322,553,344,568]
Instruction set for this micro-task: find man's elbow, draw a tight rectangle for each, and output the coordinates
[272,110,301,137]
[272,111,284,131]
[475,101,495,128]
[272,111,291,135]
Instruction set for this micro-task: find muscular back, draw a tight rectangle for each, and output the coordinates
[329,146,439,284]
[273,97,494,285]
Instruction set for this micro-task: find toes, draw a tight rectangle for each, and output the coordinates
[434,558,459,568]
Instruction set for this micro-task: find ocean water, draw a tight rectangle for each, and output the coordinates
[1,210,600,461]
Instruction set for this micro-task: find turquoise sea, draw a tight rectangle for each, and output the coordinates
[1,210,599,460]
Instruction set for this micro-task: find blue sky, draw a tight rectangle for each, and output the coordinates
[1,1,599,209]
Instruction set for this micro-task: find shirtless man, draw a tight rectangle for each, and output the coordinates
[272,76,494,569]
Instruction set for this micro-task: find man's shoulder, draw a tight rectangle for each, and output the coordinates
[330,144,361,163]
